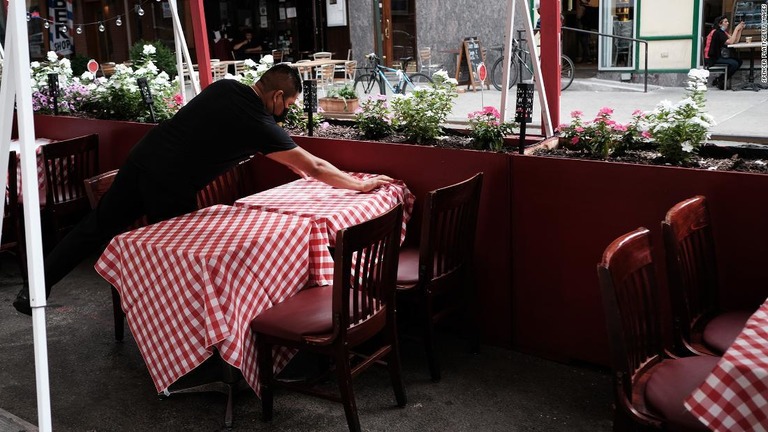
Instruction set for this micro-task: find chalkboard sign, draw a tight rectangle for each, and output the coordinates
[455,37,488,91]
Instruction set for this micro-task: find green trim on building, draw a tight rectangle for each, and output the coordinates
[631,0,702,73]
[637,35,694,41]
[691,0,701,68]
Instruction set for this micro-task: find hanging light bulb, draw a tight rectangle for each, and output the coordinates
[59,25,68,34]
[137,6,145,16]
[99,22,105,32]
[76,25,83,35]
[43,20,50,29]
[116,15,122,26]
[26,13,31,22]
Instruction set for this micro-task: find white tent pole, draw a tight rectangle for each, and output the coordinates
[499,0,516,123]
[168,0,200,102]
[519,0,553,136]
[2,1,53,431]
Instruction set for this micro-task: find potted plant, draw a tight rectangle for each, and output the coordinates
[318,84,359,114]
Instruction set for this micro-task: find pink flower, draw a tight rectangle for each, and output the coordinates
[613,124,627,132]
[641,131,652,139]
[557,123,569,130]
[575,126,584,133]
[632,109,645,117]
[570,110,583,118]
[320,122,330,129]
[482,106,501,118]
[598,107,614,116]
[571,137,580,144]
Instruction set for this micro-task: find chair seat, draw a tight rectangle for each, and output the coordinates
[644,355,719,432]
[251,286,334,342]
[396,246,420,287]
[702,310,752,354]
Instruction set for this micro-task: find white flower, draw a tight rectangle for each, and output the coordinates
[30,61,40,69]
[143,44,156,56]
[446,78,458,85]
[46,51,58,62]
[80,71,95,81]
[260,55,274,65]
[243,59,257,68]
[681,142,694,153]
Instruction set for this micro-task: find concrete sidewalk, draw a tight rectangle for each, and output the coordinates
[447,78,768,142]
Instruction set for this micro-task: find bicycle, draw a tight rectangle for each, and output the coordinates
[489,39,575,91]
[353,53,433,96]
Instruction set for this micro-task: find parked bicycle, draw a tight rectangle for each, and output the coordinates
[353,53,433,96]
[490,39,574,91]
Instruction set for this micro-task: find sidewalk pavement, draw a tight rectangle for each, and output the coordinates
[446,78,768,143]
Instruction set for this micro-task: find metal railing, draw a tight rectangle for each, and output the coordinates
[562,26,649,93]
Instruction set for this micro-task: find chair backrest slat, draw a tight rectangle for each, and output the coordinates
[196,158,252,209]
[333,204,403,339]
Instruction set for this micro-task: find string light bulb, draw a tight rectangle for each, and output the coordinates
[99,22,105,32]
[59,25,68,34]
[26,13,31,22]
[43,20,50,29]
[116,15,122,26]
[137,6,145,16]
[76,25,83,35]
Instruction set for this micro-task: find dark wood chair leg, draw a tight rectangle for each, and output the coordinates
[111,286,125,341]
[387,327,407,407]
[335,349,361,432]
[423,292,441,382]
[257,340,274,422]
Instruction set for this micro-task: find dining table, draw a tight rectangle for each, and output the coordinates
[727,41,767,91]
[94,204,334,396]
[234,172,415,248]
[684,297,768,431]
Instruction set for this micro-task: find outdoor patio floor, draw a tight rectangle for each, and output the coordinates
[0,253,613,431]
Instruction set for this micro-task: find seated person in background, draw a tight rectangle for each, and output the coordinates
[233,28,262,60]
[704,15,745,89]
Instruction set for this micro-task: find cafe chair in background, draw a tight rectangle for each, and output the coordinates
[598,227,718,432]
[418,47,442,78]
[700,36,728,89]
[251,204,406,432]
[662,195,752,357]
[271,49,284,63]
[396,172,483,382]
[41,134,99,251]
[211,61,228,81]
[2,151,27,281]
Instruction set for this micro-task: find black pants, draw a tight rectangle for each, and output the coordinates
[43,160,198,293]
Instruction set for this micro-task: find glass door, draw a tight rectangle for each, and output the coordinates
[599,0,635,70]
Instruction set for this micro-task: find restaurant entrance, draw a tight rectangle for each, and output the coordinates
[374,0,417,69]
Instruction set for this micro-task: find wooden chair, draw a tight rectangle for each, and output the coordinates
[2,151,27,280]
[195,158,253,209]
[294,59,313,81]
[41,134,99,250]
[318,63,336,95]
[251,204,406,432]
[598,227,718,431]
[312,51,332,61]
[418,47,442,77]
[84,169,148,341]
[343,60,358,85]
[234,60,248,76]
[396,173,484,382]
[662,195,752,356]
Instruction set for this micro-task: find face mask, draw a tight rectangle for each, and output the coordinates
[272,93,288,123]
[720,24,727,31]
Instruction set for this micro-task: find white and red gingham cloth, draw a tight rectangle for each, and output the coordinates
[9,138,52,204]
[94,205,334,395]
[234,172,415,247]
[685,298,768,431]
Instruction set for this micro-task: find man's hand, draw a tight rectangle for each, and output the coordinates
[736,21,746,31]
[359,175,394,192]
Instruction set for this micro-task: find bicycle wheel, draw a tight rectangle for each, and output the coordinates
[491,57,519,91]
[402,73,433,93]
[353,74,378,97]
[560,55,575,91]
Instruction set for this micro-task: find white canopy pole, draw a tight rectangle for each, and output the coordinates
[168,0,200,102]
[499,0,553,137]
[0,1,53,430]
[520,1,553,136]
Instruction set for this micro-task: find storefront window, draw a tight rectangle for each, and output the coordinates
[599,0,635,69]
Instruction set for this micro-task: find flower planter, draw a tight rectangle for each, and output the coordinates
[318,97,359,114]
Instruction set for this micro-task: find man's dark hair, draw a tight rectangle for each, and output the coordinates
[259,63,302,96]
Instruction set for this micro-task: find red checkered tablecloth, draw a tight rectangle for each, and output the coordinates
[234,172,415,247]
[9,138,53,203]
[685,298,768,431]
[94,205,334,395]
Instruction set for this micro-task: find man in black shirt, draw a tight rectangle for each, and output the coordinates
[13,64,392,315]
